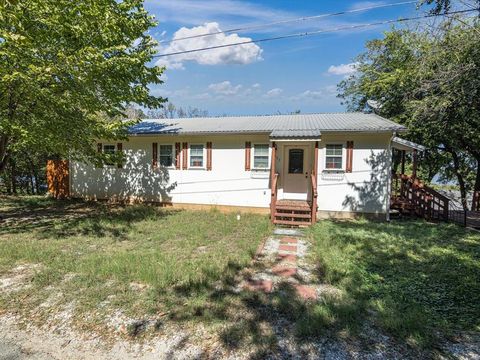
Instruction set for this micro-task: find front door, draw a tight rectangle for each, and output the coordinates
[283,145,310,200]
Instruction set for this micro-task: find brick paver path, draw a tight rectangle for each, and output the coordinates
[243,234,317,301]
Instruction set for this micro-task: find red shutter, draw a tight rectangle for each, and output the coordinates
[346,141,354,173]
[175,142,181,170]
[117,143,123,169]
[152,142,158,169]
[206,142,212,171]
[245,142,251,171]
[182,142,188,169]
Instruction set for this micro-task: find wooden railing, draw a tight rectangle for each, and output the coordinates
[311,173,318,224]
[391,174,450,221]
[270,173,279,223]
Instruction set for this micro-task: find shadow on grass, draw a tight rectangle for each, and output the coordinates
[0,196,179,239]
[308,219,480,350]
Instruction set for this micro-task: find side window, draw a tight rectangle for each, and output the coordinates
[253,144,269,169]
[190,144,204,168]
[159,145,174,167]
[325,144,343,170]
[103,144,116,166]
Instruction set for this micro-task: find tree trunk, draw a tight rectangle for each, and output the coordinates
[0,135,9,173]
[10,158,17,195]
[451,150,468,210]
[472,157,480,211]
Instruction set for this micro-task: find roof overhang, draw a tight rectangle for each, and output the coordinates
[269,129,321,142]
[392,137,426,152]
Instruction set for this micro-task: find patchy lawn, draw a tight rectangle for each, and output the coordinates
[1,197,479,358]
[307,219,480,349]
[0,196,271,339]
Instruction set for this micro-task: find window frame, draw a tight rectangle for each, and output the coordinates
[189,143,206,169]
[252,143,270,171]
[158,143,175,168]
[103,144,117,167]
[324,143,345,171]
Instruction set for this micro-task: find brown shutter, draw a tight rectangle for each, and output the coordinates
[206,142,212,171]
[175,142,181,170]
[346,141,354,173]
[117,143,123,169]
[182,142,188,169]
[97,143,103,153]
[152,142,158,169]
[245,142,251,171]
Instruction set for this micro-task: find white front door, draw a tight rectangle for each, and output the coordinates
[282,145,310,200]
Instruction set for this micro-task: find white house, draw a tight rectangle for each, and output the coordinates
[69,112,413,225]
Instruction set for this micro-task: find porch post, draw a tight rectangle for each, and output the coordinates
[412,149,418,179]
[270,142,276,178]
[401,150,406,175]
[311,141,319,224]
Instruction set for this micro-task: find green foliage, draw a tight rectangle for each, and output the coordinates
[0,0,166,170]
[338,20,480,204]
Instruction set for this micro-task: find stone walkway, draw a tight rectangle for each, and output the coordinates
[242,229,319,301]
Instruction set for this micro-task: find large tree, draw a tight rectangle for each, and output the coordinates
[338,19,480,208]
[0,0,166,171]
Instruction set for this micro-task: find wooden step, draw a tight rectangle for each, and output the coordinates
[274,219,312,226]
[275,212,312,219]
[275,205,311,212]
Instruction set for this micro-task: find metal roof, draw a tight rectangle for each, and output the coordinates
[128,112,405,136]
[392,137,426,152]
[270,129,322,139]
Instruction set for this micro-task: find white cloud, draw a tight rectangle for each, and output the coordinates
[327,62,359,76]
[349,1,386,11]
[252,83,261,89]
[208,81,243,95]
[156,22,263,69]
[264,88,283,98]
[291,86,337,101]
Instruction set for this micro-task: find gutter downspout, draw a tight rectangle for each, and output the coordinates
[386,131,396,222]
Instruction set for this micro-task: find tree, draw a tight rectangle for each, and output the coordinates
[145,102,209,119]
[338,19,480,208]
[0,0,166,171]
[419,0,480,14]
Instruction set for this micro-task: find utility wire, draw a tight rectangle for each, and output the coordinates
[153,8,478,59]
[158,0,418,45]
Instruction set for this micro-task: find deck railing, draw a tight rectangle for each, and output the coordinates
[391,174,450,221]
[311,172,318,224]
[270,173,279,223]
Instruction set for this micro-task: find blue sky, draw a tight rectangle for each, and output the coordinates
[143,0,428,115]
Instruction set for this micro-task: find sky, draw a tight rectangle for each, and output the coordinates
[143,0,435,116]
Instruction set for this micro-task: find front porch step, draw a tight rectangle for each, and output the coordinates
[273,199,314,227]
[273,219,312,227]
[274,212,312,219]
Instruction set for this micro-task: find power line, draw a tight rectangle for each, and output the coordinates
[153,8,478,59]
[158,0,418,45]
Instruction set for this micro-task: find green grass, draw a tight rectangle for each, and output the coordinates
[0,196,271,336]
[306,219,480,348]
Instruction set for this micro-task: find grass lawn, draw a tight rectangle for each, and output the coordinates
[306,219,480,348]
[0,196,271,337]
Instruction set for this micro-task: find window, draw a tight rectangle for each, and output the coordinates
[103,144,116,166]
[190,144,204,168]
[159,145,173,167]
[288,149,304,174]
[325,144,343,170]
[253,144,269,169]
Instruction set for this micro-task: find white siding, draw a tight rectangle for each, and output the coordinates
[70,133,392,214]
[315,133,391,214]
[71,135,272,208]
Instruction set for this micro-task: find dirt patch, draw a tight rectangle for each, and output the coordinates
[0,263,43,293]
